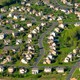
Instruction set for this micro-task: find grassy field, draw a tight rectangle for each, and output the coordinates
[0,0,9,5]
[72,68,80,80]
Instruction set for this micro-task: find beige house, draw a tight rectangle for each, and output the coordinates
[56,67,64,73]
[8,67,14,73]
[44,67,52,73]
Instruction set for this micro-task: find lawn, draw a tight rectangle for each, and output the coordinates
[72,68,80,80]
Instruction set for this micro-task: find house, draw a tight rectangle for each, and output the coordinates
[19,68,27,74]
[73,48,78,54]
[41,22,46,27]
[64,57,69,63]
[26,39,32,44]
[16,39,22,45]
[21,17,26,21]
[50,32,56,37]
[49,46,56,50]
[32,68,39,74]
[31,29,37,35]
[61,0,67,4]
[6,55,12,62]
[18,27,24,32]
[8,67,14,73]
[28,34,32,39]
[47,54,53,60]
[13,15,19,20]
[57,16,63,21]
[7,13,13,18]
[0,33,5,40]
[25,54,32,61]
[12,32,15,38]
[70,78,77,80]
[54,28,60,33]
[56,67,64,73]
[74,22,80,27]
[36,26,40,32]
[21,1,26,5]
[27,22,32,27]
[47,40,53,44]
[51,42,56,47]
[50,50,57,56]
[28,45,34,51]
[58,24,65,29]
[26,3,31,6]
[4,39,11,45]
[67,54,73,61]
[0,66,4,73]
[0,54,3,60]
[44,67,52,73]
[1,8,7,13]
[43,57,51,64]
[47,35,54,40]
[21,58,28,64]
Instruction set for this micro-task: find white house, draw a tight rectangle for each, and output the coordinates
[48,35,54,40]
[19,68,27,74]
[7,13,13,18]
[44,67,52,73]
[50,32,56,37]
[16,39,22,45]
[26,3,31,6]
[13,15,19,20]
[28,34,32,39]
[21,58,28,64]
[0,66,4,73]
[64,57,69,63]
[0,33,4,40]
[27,23,32,27]
[58,24,65,29]
[74,22,80,27]
[18,27,24,32]
[32,68,39,74]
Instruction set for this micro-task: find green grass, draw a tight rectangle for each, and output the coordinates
[72,68,80,80]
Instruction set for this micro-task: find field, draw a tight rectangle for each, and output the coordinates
[0,0,9,5]
[72,68,80,80]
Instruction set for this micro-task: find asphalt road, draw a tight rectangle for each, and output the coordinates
[33,22,58,67]
[66,61,80,80]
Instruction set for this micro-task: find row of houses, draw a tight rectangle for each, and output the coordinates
[43,20,66,64]
[21,22,47,64]
[0,66,65,74]
[61,0,80,8]
[64,47,80,63]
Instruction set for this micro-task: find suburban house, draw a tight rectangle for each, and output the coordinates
[32,68,39,74]
[0,66,4,73]
[0,33,5,40]
[19,68,27,74]
[56,67,64,73]
[8,67,14,73]
[44,67,52,73]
